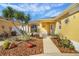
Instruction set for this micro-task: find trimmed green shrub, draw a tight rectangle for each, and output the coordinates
[2,40,10,49]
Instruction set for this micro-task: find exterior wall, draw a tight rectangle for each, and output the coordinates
[41,22,55,34]
[54,22,60,35]
[55,12,79,43]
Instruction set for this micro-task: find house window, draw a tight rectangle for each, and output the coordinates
[59,21,61,29]
[65,18,69,24]
[59,25,61,29]
[31,25,37,32]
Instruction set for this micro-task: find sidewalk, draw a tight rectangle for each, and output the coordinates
[43,36,61,54]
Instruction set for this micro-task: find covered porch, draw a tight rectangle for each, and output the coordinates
[28,19,56,36]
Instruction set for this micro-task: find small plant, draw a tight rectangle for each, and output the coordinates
[16,35,30,41]
[2,40,10,49]
[59,37,75,50]
[69,44,75,50]
[60,38,70,48]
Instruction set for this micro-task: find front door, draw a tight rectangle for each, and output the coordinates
[50,24,55,35]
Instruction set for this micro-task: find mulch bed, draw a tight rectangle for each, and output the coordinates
[0,39,43,56]
[51,37,78,53]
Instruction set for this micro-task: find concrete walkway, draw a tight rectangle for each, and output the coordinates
[43,36,61,54]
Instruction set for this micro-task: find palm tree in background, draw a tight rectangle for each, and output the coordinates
[14,11,25,34]
[23,14,31,32]
[2,6,15,34]
[2,6,14,20]
[2,6,31,36]
[2,6,21,35]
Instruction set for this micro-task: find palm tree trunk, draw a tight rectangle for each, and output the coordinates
[12,21,24,35]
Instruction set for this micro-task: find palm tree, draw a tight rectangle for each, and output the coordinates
[2,6,31,37]
[24,14,31,35]
[2,6,14,20]
[2,6,22,35]
[14,11,26,34]
[14,11,31,35]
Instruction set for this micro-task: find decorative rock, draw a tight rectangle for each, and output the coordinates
[9,43,17,49]
[27,43,33,48]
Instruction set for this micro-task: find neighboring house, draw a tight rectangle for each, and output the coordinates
[54,4,79,51]
[0,17,20,34]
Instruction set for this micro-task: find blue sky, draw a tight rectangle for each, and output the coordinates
[0,3,71,21]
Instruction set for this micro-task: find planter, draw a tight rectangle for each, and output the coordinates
[51,37,78,53]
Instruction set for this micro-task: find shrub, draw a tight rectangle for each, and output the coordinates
[19,30,27,35]
[16,35,30,41]
[2,40,10,49]
[69,44,75,49]
[60,39,75,49]
[60,39,70,48]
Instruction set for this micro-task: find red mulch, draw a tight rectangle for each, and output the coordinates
[0,39,43,56]
[51,37,78,53]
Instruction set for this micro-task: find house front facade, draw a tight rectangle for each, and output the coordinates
[28,18,56,35]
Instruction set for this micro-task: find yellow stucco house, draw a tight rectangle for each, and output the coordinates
[54,4,79,51]
[55,4,79,42]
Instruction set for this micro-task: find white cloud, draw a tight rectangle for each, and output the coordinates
[43,10,62,18]
[0,4,26,11]
[0,3,51,13]
[0,3,65,13]
[0,3,65,19]
[50,3,65,7]
[20,4,51,12]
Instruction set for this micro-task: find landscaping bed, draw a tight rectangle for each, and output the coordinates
[0,38,43,56]
[51,36,78,53]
